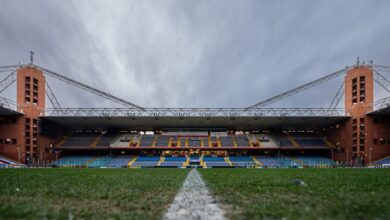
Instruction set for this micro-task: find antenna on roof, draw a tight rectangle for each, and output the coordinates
[30,51,35,65]
[356,56,360,66]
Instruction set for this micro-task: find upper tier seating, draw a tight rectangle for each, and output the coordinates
[220,136,234,147]
[96,135,117,147]
[132,156,160,167]
[294,156,334,167]
[110,134,132,146]
[273,134,293,147]
[155,136,170,147]
[254,134,279,147]
[255,155,298,168]
[294,138,327,148]
[62,134,98,147]
[188,137,201,147]
[235,135,249,147]
[106,155,133,167]
[139,135,154,147]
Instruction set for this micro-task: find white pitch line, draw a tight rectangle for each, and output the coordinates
[163,169,225,220]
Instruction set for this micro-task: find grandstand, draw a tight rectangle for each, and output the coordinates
[0,61,389,167]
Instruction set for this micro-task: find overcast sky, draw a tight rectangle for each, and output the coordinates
[0,0,389,109]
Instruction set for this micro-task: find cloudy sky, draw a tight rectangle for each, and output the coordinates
[0,0,389,109]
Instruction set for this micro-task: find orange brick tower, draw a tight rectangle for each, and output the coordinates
[16,65,46,163]
[342,63,389,164]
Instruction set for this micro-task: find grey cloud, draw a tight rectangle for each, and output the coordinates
[0,0,389,109]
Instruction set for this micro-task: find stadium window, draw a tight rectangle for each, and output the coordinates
[11,139,17,144]
[5,138,11,144]
[0,139,3,144]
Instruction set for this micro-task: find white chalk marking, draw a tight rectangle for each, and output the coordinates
[163,169,225,220]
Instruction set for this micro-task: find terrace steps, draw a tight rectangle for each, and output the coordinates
[90,135,103,148]
[286,134,300,148]
[323,138,336,148]
[224,157,233,166]
[233,136,238,147]
[252,156,263,166]
[56,133,72,147]
[157,157,164,166]
[290,156,304,166]
[128,156,138,168]
[85,157,98,167]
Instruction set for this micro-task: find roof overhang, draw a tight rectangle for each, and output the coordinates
[40,116,349,131]
[367,105,390,116]
[0,106,23,116]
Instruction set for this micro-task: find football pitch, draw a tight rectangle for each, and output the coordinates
[1,168,389,220]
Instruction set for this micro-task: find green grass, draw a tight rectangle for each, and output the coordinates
[200,168,390,220]
[0,168,189,220]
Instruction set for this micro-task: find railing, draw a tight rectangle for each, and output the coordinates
[42,107,348,117]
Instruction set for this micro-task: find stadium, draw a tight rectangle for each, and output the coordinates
[1,60,389,168]
[1,1,390,219]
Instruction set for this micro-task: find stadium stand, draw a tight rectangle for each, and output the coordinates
[139,135,155,147]
[373,157,390,166]
[273,134,294,147]
[61,133,98,148]
[229,156,255,167]
[235,135,250,147]
[220,136,235,147]
[106,155,133,167]
[155,136,170,147]
[54,156,94,167]
[293,156,334,167]
[291,133,328,148]
[203,156,230,168]
[160,156,187,168]
[132,156,160,168]
[253,134,279,147]
[255,155,299,168]
[0,155,21,167]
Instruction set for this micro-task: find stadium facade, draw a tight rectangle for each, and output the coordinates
[0,62,389,167]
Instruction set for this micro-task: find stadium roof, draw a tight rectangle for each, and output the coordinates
[368,105,390,116]
[41,116,349,131]
[0,106,22,116]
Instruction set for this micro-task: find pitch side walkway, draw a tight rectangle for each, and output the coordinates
[163,169,225,220]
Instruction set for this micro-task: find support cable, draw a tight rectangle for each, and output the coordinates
[246,67,347,109]
[0,70,17,93]
[36,65,145,110]
[373,69,390,93]
[45,81,62,114]
[328,81,344,110]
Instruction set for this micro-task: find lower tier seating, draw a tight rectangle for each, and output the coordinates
[229,156,255,167]
[255,156,298,168]
[374,157,390,165]
[132,156,160,167]
[203,156,230,167]
[294,156,334,167]
[106,155,133,167]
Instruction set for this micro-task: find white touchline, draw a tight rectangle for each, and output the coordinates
[163,169,225,220]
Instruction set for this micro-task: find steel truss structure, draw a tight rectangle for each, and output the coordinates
[372,96,390,111]
[43,107,346,117]
[0,96,17,110]
[1,62,389,118]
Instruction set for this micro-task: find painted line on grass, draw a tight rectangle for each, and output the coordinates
[163,169,225,220]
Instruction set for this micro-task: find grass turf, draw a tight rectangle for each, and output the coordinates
[0,168,189,219]
[200,168,390,220]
